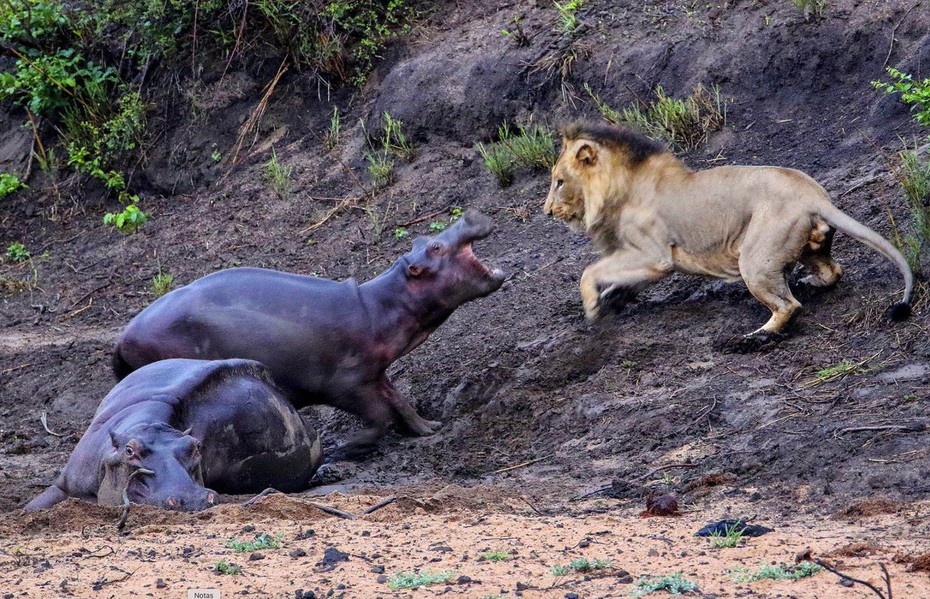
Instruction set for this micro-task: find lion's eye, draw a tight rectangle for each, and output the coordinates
[556,179,564,189]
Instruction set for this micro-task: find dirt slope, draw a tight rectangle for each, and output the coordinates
[2,0,930,596]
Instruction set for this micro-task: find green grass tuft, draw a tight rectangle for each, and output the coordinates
[551,557,611,576]
[585,83,726,151]
[479,550,511,562]
[477,122,556,188]
[633,572,699,596]
[730,561,823,583]
[224,533,283,553]
[387,570,455,590]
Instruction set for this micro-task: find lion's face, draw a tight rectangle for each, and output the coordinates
[543,147,588,231]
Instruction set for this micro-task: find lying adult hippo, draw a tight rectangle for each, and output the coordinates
[113,209,505,456]
[25,358,321,511]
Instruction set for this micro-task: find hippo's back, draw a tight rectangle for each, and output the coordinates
[114,267,365,380]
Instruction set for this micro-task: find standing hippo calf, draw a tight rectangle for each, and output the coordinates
[113,209,505,456]
[26,358,321,511]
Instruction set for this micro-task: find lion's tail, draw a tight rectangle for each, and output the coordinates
[820,204,913,321]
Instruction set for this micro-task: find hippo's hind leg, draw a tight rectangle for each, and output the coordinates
[24,484,69,511]
[377,375,441,436]
[333,377,441,460]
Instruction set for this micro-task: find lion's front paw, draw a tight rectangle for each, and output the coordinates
[583,298,601,320]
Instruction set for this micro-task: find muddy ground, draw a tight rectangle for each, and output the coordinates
[2,0,930,596]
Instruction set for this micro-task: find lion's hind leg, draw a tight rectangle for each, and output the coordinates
[737,216,810,337]
[798,220,842,289]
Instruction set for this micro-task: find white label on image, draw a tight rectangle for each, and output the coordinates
[188,590,221,599]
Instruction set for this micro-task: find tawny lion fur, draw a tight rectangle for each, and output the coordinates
[544,122,913,336]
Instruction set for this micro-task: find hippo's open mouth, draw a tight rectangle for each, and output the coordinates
[458,243,505,281]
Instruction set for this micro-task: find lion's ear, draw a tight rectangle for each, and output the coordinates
[575,143,597,167]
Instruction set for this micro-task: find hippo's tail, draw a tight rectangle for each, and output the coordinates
[112,347,134,380]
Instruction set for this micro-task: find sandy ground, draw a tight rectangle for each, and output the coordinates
[2,486,929,598]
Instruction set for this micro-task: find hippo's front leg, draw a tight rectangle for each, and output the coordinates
[376,375,441,436]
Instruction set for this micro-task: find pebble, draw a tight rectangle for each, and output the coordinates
[290,548,307,558]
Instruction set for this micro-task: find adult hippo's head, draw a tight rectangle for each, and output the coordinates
[97,423,217,511]
[403,209,505,311]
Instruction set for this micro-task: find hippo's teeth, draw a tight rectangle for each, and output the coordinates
[491,268,504,278]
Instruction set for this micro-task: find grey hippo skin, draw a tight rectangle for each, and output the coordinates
[25,358,322,511]
[112,209,505,457]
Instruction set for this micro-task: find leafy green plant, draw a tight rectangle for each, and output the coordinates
[708,524,744,548]
[212,560,242,575]
[550,558,611,576]
[211,148,222,163]
[224,532,283,553]
[103,203,147,233]
[393,227,409,239]
[586,83,726,151]
[262,148,293,199]
[792,0,827,20]
[325,106,341,149]
[633,572,699,596]
[6,242,31,263]
[0,174,27,199]
[450,207,463,221]
[477,122,557,187]
[479,550,511,562]
[387,570,455,590]
[730,561,823,583]
[873,67,930,127]
[428,221,446,232]
[554,0,584,34]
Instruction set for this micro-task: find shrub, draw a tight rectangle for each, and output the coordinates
[731,561,823,583]
[873,67,930,127]
[6,242,31,263]
[103,203,147,233]
[387,570,454,590]
[633,572,699,596]
[0,174,27,199]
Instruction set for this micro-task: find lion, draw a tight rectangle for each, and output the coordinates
[544,122,913,345]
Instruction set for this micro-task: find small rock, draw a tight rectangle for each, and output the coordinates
[319,547,350,568]
[290,548,307,559]
[155,579,167,589]
[371,565,385,574]
[565,593,579,599]
[578,539,590,548]
[241,525,256,533]
[249,552,265,561]
[376,575,389,584]
[457,575,472,584]
[516,581,532,591]
[839,578,855,588]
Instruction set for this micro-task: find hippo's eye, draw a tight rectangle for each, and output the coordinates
[428,241,443,254]
[125,445,135,457]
